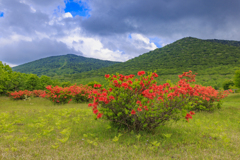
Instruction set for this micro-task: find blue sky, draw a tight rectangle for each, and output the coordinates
[64,0,91,18]
[0,12,4,17]
[1,0,240,66]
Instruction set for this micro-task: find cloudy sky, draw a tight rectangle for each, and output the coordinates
[1,0,240,67]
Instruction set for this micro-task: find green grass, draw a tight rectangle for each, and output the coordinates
[0,94,240,159]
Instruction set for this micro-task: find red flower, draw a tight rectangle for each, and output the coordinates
[136,100,141,104]
[105,74,110,78]
[137,71,145,76]
[190,111,195,115]
[185,113,192,119]
[137,108,142,112]
[152,73,158,78]
[127,80,133,84]
[109,95,115,100]
[144,106,149,111]
[94,84,101,88]
[88,103,93,107]
[131,110,136,114]
[97,113,103,119]
[121,82,128,88]
[93,109,99,114]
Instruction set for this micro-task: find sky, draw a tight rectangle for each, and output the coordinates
[1,0,240,67]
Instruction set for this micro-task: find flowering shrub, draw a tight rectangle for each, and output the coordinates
[41,86,74,104]
[32,90,46,97]
[9,90,32,100]
[178,71,232,111]
[40,85,94,104]
[69,85,93,103]
[88,71,231,131]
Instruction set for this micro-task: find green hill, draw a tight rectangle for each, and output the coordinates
[64,37,239,75]
[12,37,240,89]
[55,37,240,88]
[12,54,121,77]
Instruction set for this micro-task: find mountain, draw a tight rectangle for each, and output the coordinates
[12,54,121,77]
[56,37,240,88]
[12,37,240,88]
[68,37,240,77]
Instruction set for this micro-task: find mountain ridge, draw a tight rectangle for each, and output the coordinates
[12,54,121,76]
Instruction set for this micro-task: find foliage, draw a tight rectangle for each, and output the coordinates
[64,37,240,84]
[32,90,46,97]
[234,69,240,88]
[41,86,74,105]
[9,37,240,90]
[0,61,72,95]
[12,54,120,76]
[9,90,33,100]
[87,81,102,89]
[40,85,94,104]
[88,71,231,131]
[26,74,41,91]
[69,85,93,103]
[0,61,13,94]
[222,79,234,90]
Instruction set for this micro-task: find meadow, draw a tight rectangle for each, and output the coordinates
[0,93,239,160]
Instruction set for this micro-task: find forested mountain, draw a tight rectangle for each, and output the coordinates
[12,37,240,88]
[12,54,121,76]
[68,37,240,80]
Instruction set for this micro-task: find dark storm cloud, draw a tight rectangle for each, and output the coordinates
[80,0,240,40]
[0,38,80,64]
[0,0,55,36]
[26,0,65,7]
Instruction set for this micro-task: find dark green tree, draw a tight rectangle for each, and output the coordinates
[234,70,240,88]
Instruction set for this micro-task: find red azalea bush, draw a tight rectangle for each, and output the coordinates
[178,71,232,111]
[9,90,33,100]
[41,85,74,104]
[41,85,94,104]
[88,71,231,131]
[32,90,46,97]
[69,85,94,103]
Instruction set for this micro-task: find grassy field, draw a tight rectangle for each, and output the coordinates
[0,94,240,160]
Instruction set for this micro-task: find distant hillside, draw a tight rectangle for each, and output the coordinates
[205,39,240,48]
[12,37,240,89]
[68,37,240,79]
[12,54,121,76]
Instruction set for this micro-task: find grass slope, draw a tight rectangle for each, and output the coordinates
[12,54,121,77]
[0,94,240,159]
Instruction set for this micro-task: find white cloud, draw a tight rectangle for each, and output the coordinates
[130,33,157,50]
[1,61,18,67]
[63,12,73,18]
[57,28,129,62]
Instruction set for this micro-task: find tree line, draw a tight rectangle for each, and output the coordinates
[0,61,71,95]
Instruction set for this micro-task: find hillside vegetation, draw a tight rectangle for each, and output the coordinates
[53,37,240,87]
[12,54,121,76]
[13,37,240,88]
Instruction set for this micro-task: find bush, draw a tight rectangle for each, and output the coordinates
[88,71,231,131]
[32,90,46,97]
[88,72,196,131]
[41,86,73,104]
[222,80,234,90]
[69,85,93,103]
[87,81,103,89]
[9,90,32,100]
